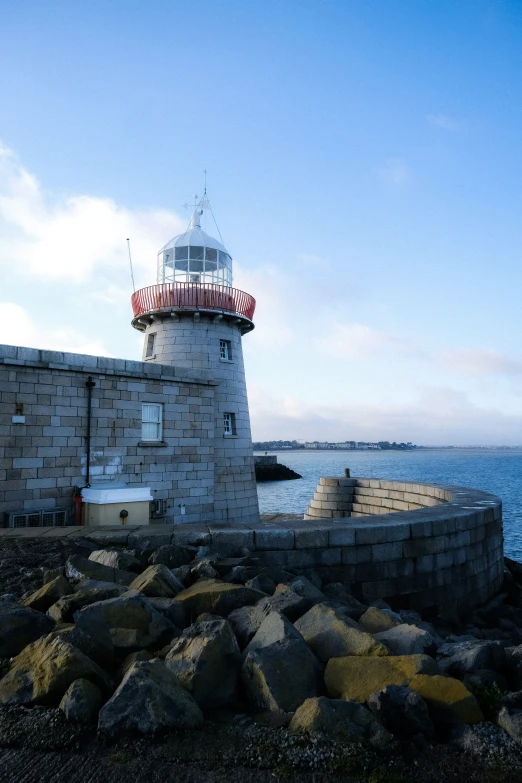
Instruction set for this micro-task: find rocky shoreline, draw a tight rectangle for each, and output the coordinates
[1,536,522,781]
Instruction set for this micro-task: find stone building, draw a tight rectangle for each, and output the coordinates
[0,203,260,528]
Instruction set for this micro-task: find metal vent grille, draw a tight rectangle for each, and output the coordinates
[7,509,68,528]
[42,509,67,527]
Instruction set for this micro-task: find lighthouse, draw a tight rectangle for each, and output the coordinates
[130,196,260,526]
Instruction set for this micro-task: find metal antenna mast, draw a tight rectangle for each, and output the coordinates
[126,238,136,293]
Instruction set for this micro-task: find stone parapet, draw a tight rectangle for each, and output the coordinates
[0,479,504,614]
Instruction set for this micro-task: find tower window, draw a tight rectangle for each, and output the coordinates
[142,403,162,441]
[145,333,156,358]
[220,339,232,361]
[223,412,236,436]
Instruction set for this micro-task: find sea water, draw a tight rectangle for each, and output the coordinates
[255,449,522,560]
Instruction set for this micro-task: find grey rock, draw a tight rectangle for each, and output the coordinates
[65,555,135,587]
[496,705,522,743]
[438,640,506,678]
[288,576,325,603]
[242,638,322,713]
[290,696,394,749]
[229,585,311,649]
[120,650,152,678]
[47,582,127,623]
[98,660,203,737]
[0,634,111,706]
[368,685,435,738]
[0,603,55,658]
[244,611,305,658]
[52,612,115,669]
[88,549,141,573]
[358,606,402,634]
[165,618,240,708]
[295,603,389,661]
[149,544,197,568]
[374,624,438,656]
[59,678,104,724]
[190,560,219,581]
[22,576,73,613]
[245,574,277,595]
[175,579,266,621]
[42,567,65,585]
[147,597,186,629]
[129,564,184,598]
[171,564,193,587]
[321,584,366,620]
[75,593,174,650]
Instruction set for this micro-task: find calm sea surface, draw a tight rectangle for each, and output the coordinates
[255,449,522,560]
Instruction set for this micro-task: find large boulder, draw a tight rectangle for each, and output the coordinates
[245,573,277,596]
[437,640,506,678]
[374,624,438,656]
[408,674,483,724]
[322,584,366,620]
[165,618,240,708]
[98,660,203,737]
[325,655,438,703]
[47,582,127,623]
[295,604,389,662]
[496,705,522,743]
[288,577,325,603]
[89,549,141,572]
[129,565,184,598]
[59,678,104,724]
[229,587,312,648]
[358,606,402,634]
[244,612,305,658]
[65,555,135,586]
[289,696,393,749]
[0,601,55,658]
[50,612,115,669]
[22,576,73,613]
[149,544,197,568]
[147,598,186,629]
[0,635,111,706]
[75,593,174,650]
[175,579,265,621]
[368,685,435,738]
[242,639,322,713]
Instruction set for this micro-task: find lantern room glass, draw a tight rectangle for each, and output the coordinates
[158,245,232,287]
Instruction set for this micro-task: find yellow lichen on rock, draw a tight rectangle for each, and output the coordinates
[325,654,438,703]
[408,674,483,724]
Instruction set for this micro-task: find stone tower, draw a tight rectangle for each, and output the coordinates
[131,199,260,526]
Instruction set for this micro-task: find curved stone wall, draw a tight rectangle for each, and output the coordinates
[37,476,503,615]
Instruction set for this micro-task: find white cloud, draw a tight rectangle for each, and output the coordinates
[0,142,185,284]
[314,322,414,360]
[249,383,522,445]
[0,302,111,356]
[427,113,463,131]
[379,157,409,185]
[441,348,522,376]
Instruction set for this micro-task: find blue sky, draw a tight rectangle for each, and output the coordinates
[1,0,522,444]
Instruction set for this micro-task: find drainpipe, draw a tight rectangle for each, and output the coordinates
[85,376,96,488]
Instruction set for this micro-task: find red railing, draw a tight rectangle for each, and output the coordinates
[131,283,256,322]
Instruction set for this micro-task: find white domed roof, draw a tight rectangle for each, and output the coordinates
[160,210,229,255]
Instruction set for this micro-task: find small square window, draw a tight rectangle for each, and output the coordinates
[223,412,236,436]
[220,339,232,360]
[142,403,162,441]
[146,333,156,358]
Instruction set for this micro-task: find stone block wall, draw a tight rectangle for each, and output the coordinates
[0,344,217,525]
[305,477,449,519]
